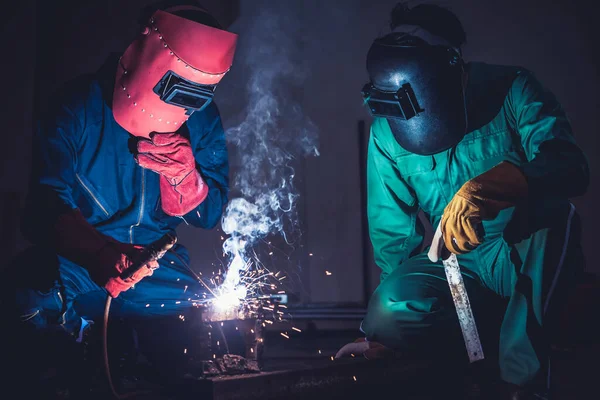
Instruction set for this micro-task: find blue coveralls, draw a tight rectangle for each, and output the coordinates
[13,54,229,336]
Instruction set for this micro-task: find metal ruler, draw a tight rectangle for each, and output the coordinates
[443,253,485,363]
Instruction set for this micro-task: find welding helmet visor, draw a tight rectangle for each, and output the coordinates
[362,33,467,155]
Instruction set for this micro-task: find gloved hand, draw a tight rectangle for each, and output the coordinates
[334,338,395,360]
[440,161,528,255]
[52,208,158,298]
[136,132,208,217]
[93,241,158,298]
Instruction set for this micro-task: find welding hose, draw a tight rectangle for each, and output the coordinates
[102,233,178,399]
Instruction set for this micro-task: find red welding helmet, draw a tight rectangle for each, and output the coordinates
[113,7,238,137]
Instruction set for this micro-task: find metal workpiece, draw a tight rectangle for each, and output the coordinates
[190,304,268,376]
[201,305,248,323]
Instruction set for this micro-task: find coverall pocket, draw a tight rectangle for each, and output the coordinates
[395,153,435,176]
[465,129,515,162]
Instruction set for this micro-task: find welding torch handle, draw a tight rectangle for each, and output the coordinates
[120,232,178,280]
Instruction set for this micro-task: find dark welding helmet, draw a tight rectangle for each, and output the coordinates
[362,32,467,155]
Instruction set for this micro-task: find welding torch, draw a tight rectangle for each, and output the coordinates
[119,232,178,280]
[103,232,178,398]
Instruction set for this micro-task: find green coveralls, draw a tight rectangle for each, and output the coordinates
[361,62,589,386]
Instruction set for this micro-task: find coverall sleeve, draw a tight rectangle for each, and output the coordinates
[367,127,423,282]
[508,71,590,200]
[181,102,229,229]
[21,93,83,244]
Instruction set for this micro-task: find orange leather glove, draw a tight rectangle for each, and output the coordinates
[94,242,158,298]
[136,132,208,217]
[441,161,528,254]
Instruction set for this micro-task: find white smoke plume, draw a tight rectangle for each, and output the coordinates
[214,2,319,309]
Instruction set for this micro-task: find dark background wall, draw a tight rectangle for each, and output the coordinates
[1,0,597,308]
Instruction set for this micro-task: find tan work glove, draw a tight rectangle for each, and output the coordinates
[441,161,528,254]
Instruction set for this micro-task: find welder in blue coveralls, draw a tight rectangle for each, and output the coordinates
[7,1,238,388]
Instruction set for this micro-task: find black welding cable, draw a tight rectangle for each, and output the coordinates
[101,232,178,398]
[102,239,214,399]
[103,295,152,399]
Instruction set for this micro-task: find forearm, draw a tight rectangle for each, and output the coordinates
[22,180,118,260]
[21,184,77,246]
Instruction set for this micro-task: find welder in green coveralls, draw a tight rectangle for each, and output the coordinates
[335,3,589,399]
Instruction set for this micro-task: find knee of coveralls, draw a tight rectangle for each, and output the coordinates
[361,252,479,358]
[11,246,93,336]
